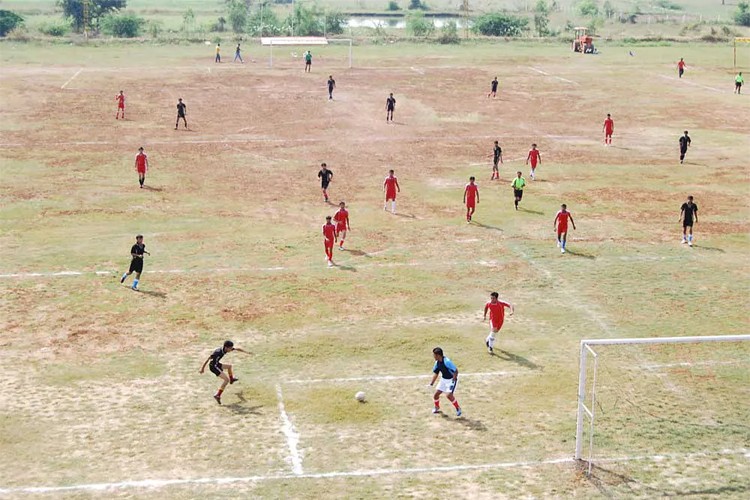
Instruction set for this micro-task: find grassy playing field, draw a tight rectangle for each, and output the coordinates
[0,39,748,498]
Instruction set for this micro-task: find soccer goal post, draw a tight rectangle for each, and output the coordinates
[734,37,750,69]
[261,36,353,69]
[575,334,750,475]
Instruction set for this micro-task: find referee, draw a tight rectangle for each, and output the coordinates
[511,171,526,210]
[120,234,150,291]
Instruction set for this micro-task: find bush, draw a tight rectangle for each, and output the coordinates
[577,0,599,17]
[39,21,71,36]
[324,10,348,35]
[387,1,401,11]
[408,0,428,11]
[248,4,282,36]
[213,16,227,32]
[227,0,248,34]
[655,0,682,10]
[602,0,615,18]
[473,13,529,37]
[0,9,24,37]
[735,1,750,27]
[437,20,459,44]
[101,13,143,37]
[406,11,434,36]
[148,20,162,38]
[534,0,550,37]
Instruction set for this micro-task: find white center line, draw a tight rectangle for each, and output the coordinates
[60,68,83,90]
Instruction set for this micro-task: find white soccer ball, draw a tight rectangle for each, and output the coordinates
[355,391,366,402]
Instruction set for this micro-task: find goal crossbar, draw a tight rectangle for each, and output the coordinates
[262,37,353,69]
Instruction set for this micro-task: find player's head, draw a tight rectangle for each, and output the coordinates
[469,176,475,182]
[432,347,444,360]
[329,75,332,79]
[494,140,499,145]
[326,215,332,222]
[138,147,144,152]
[223,340,234,352]
[389,169,394,175]
[684,130,688,135]
[339,201,345,208]
[607,113,611,118]
[321,162,327,168]
[516,171,522,177]
[178,98,183,103]
[561,204,567,210]
[687,195,693,202]
[136,234,143,241]
[389,93,393,97]
[531,143,537,149]
[490,291,499,301]
[119,90,123,94]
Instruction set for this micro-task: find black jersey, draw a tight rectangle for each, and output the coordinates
[491,80,498,91]
[328,78,335,90]
[681,202,698,224]
[209,347,225,368]
[318,169,333,186]
[493,145,502,160]
[679,134,691,150]
[386,96,396,110]
[130,243,146,260]
[177,102,186,116]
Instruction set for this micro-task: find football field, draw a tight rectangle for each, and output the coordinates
[0,42,749,498]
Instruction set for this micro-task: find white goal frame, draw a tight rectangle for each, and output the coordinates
[575,334,750,474]
[261,37,353,69]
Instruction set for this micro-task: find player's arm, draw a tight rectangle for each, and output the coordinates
[499,151,503,164]
[232,347,251,355]
[395,179,400,192]
[463,186,467,204]
[429,372,438,386]
[199,356,211,374]
[679,207,684,222]
[569,214,576,230]
[538,152,542,164]
[347,216,351,231]
[476,187,479,203]
[483,303,489,321]
[145,156,149,171]
[693,207,697,223]
[503,301,514,316]
[553,213,559,229]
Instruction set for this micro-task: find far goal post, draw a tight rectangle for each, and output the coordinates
[575,334,750,475]
[261,37,353,69]
[734,37,750,69]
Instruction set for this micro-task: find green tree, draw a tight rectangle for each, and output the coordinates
[577,0,599,17]
[387,1,401,11]
[101,12,143,37]
[534,0,550,37]
[406,11,434,36]
[182,8,196,34]
[324,10,348,35]
[472,13,529,36]
[227,0,248,33]
[0,10,24,37]
[248,2,281,36]
[437,20,459,43]
[602,0,615,18]
[408,0,428,11]
[735,1,750,27]
[57,0,126,32]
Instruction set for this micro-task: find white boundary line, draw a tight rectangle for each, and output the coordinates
[285,370,522,385]
[658,75,724,93]
[1,449,746,495]
[527,66,578,85]
[275,384,304,475]
[60,68,82,90]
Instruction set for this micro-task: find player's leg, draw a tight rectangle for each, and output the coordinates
[446,383,461,415]
[432,389,443,413]
[132,271,142,289]
[339,230,346,248]
[560,231,567,253]
[486,327,499,353]
[215,371,230,403]
[391,199,396,214]
[120,270,131,283]
[224,363,238,383]
[687,224,694,246]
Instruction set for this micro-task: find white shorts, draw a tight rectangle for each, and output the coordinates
[436,377,457,393]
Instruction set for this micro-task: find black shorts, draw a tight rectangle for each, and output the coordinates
[514,189,524,199]
[177,113,185,118]
[209,363,223,376]
[387,106,394,112]
[683,221,693,228]
[493,158,500,167]
[129,258,143,273]
[321,182,330,189]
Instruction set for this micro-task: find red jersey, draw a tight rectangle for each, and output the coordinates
[322,223,337,242]
[604,118,614,134]
[135,153,147,172]
[333,208,349,230]
[464,183,478,206]
[384,176,400,199]
[527,149,540,166]
[678,60,686,69]
[485,300,511,329]
[555,210,572,232]
[116,94,125,107]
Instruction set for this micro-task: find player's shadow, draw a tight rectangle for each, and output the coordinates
[225,393,263,416]
[342,248,369,258]
[584,463,645,497]
[137,289,167,299]
[610,145,632,151]
[441,413,486,431]
[142,185,164,192]
[495,350,543,371]
[565,249,596,260]
[518,207,544,215]
[693,244,725,253]
[334,263,357,272]
[472,221,503,232]
[393,213,417,219]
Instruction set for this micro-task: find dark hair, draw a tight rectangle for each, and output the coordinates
[138,147,144,151]
[684,130,688,134]
[389,169,394,174]
[562,204,567,209]
[490,292,498,298]
[469,176,475,181]
[321,162,327,167]
[136,234,143,239]
[326,215,332,220]
[223,340,234,349]
[687,195,693,200]
[433,347,443,356]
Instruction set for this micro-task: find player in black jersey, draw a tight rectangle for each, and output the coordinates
[200,340,251,405]
[679,131,691,164]
[175,98,187,130]
[386,93,396,123]
[120,234,150,290]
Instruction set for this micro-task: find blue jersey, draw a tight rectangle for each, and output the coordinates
[433,357,458,379]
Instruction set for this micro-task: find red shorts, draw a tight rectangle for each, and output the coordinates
[557,227,568,236]
[605,130,613,137]
[491,319,504,331]
[466,201,476,209]
[324,239,334,248]
[385,192,397,201]
[118,104,125,109]
[137,167,146,174]
[530,161,538,168]
[336,224,347,233]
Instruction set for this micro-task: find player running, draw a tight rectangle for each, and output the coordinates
[735,72,744,94]
[134,147,149,188]
[677,58,686,78]
[679,195,698,246]
[115,90,125,120]
[304,51,312,72]
[490,140,503,180]
[175,98,188,130]
[679,130,691,164]
[429,347,462,417]
[318,163,333,202]
[333,201,350,250]
[488,77,498,98]
[511,171,526,210]
[526,143,541,180]
[554,204,576,254]
[120,234,150,290]
[383,169,400,214]
[323,215,338,266]
[234,43,243,63]
[483,292,514,354]
[199,340,251,405]
[327,75,336,100]
[385,93,396,123]
[463,176,479,223]
[603,113,614,146]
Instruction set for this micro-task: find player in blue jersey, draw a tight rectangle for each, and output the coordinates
[428,347,462,417]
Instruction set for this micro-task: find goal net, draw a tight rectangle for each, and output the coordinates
[261,36,353,69]
[576,335,750,477]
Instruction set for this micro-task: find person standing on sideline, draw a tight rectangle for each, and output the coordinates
[488,77,498,98]
[322,215,337,266]
[199,340,251,405]
[215,43,221,63]
[463,176,479,223]
[603,113,614,145]
[483,292,514,354]
[383,169,400,214]
[735,72,744,94]
[526,143,541,180]
[677,58,686,78]
[428,347,462,417]
[115,90,126,120]
[175,98,188,130]
[554,204,576,254]
[318,163,333,202]
[490,140,503,180]
[511,171,526,210]
[234,43,243,63]
[327,75,336,100]
[120,234,150,290]
[385,93,396,123]
[679,195,698,246]
[134,147,149,188]
[679,130,691,164]
[333,201,350,250]
[304,50,312,72]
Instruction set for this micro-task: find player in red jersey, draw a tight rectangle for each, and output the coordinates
[677,58,686,78]
[115,90,125,120]
[526,143,541,180]
[333,201,350,250]
[322,215,338,266]
[603,113,614,145]
[383,169,400,214]
[554,203,576,254]
[483,292,514,354]
[134,147,149,188]
[463,176,479,222]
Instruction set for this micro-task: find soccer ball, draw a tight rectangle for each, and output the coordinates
[355,391,366,402]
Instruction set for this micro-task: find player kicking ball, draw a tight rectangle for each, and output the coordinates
[428,347,462,417]
[333,201,350,250]
[199,340,251,405]
[554,204,576,254]
[483,292,514,354]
